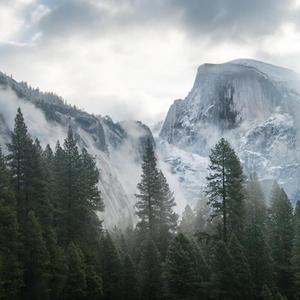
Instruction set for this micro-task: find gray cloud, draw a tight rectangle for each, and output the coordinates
[32,0,297,43]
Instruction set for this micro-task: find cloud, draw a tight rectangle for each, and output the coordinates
[0,0,300,124]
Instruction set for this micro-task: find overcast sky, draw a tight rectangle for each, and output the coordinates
[1,0,300,124]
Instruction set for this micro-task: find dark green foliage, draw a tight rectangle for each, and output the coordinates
[244,174,273,296]
[291,201,300,298]
[178,205,196,236]
[206,138,245,242]
[1,108,299,300]
[22,210,50,300]
[86,264,103,300]
[210,240,236,299]
[135,140,178,258]
[228,234,254,299]
[268,182,294,297]
[138,238,162,300]
[63,242,87,300]
[122,254,139,300]
[164,233,200,299]
[102,233,123,300]
[0,178,23,300]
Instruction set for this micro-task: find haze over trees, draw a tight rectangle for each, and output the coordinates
[0,108,299,299]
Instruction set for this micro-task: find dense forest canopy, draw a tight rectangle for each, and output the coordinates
[0,108,299,300]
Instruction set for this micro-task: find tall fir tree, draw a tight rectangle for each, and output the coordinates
[101,233,123,300]
[63,242,87,300]
[122,254,139,300]
[164,233,200,299]
[135,140,161,240]
[210,240,236,299]
[228,234,254,299]
[178,205,196,236]
[268,182,294,298]
[244,174,273,296]
[135,140,177,257]
[22,211,50,300]
[206,138,245,243]
[291,201,300,299]
[138,238,162,300]
[0,147,23,299]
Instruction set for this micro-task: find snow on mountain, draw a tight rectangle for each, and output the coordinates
[159,59,300,205]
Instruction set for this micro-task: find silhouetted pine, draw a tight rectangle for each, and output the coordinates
[206,138,245,243]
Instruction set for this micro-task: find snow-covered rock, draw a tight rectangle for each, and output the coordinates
[159,59,300,205]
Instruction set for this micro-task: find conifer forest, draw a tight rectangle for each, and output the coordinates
[0,108,299,300]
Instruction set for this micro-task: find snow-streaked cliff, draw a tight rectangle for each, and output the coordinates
[159,59,300,205]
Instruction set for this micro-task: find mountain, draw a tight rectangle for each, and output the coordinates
[159,59,300,205]
[0,72,154,227]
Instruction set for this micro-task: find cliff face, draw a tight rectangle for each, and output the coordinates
[159,59,300,205]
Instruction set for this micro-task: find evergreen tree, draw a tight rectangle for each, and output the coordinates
[6,108,34,223]
[157,170,178,258]
[164,233,200,299]
[138,238,162,300]
[268,182,294,298]
[228,234,254,299]
[244,174,273,296]
[206,138,245,242]
[178,205,196,236]
[102,233,123,300]
[135,140,177,256]
[0,149,23,299]
[63,242,87,300]
[261,284,273,300]
[22,211,50,300]
[135,140,161,239]
[122,254,139,300]
[210,240,236,299]
[291,201,300,299]
[86,264,103,300]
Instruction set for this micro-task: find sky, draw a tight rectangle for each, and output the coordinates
[1,0,300,124]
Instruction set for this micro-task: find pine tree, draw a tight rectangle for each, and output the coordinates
[138,238,162,300]
[86,264,103,300]
[6,108,34,224]
[156,170,178,258]
[178,205,196,236]
[206,138,245,242]
[291,201,300,299]
[164,233,200,299]
[261,284,273,300]
[135,140,178,256]
[63,242,87,300]
[102,233,123,300]
[122,254,139,300]
[244,174,273,296]
[210,240,236,299]
[228,234,254,299]
[268,182,294,298]
[0,149,23,299]
[135,140,161,239]
[22,210,50,300]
